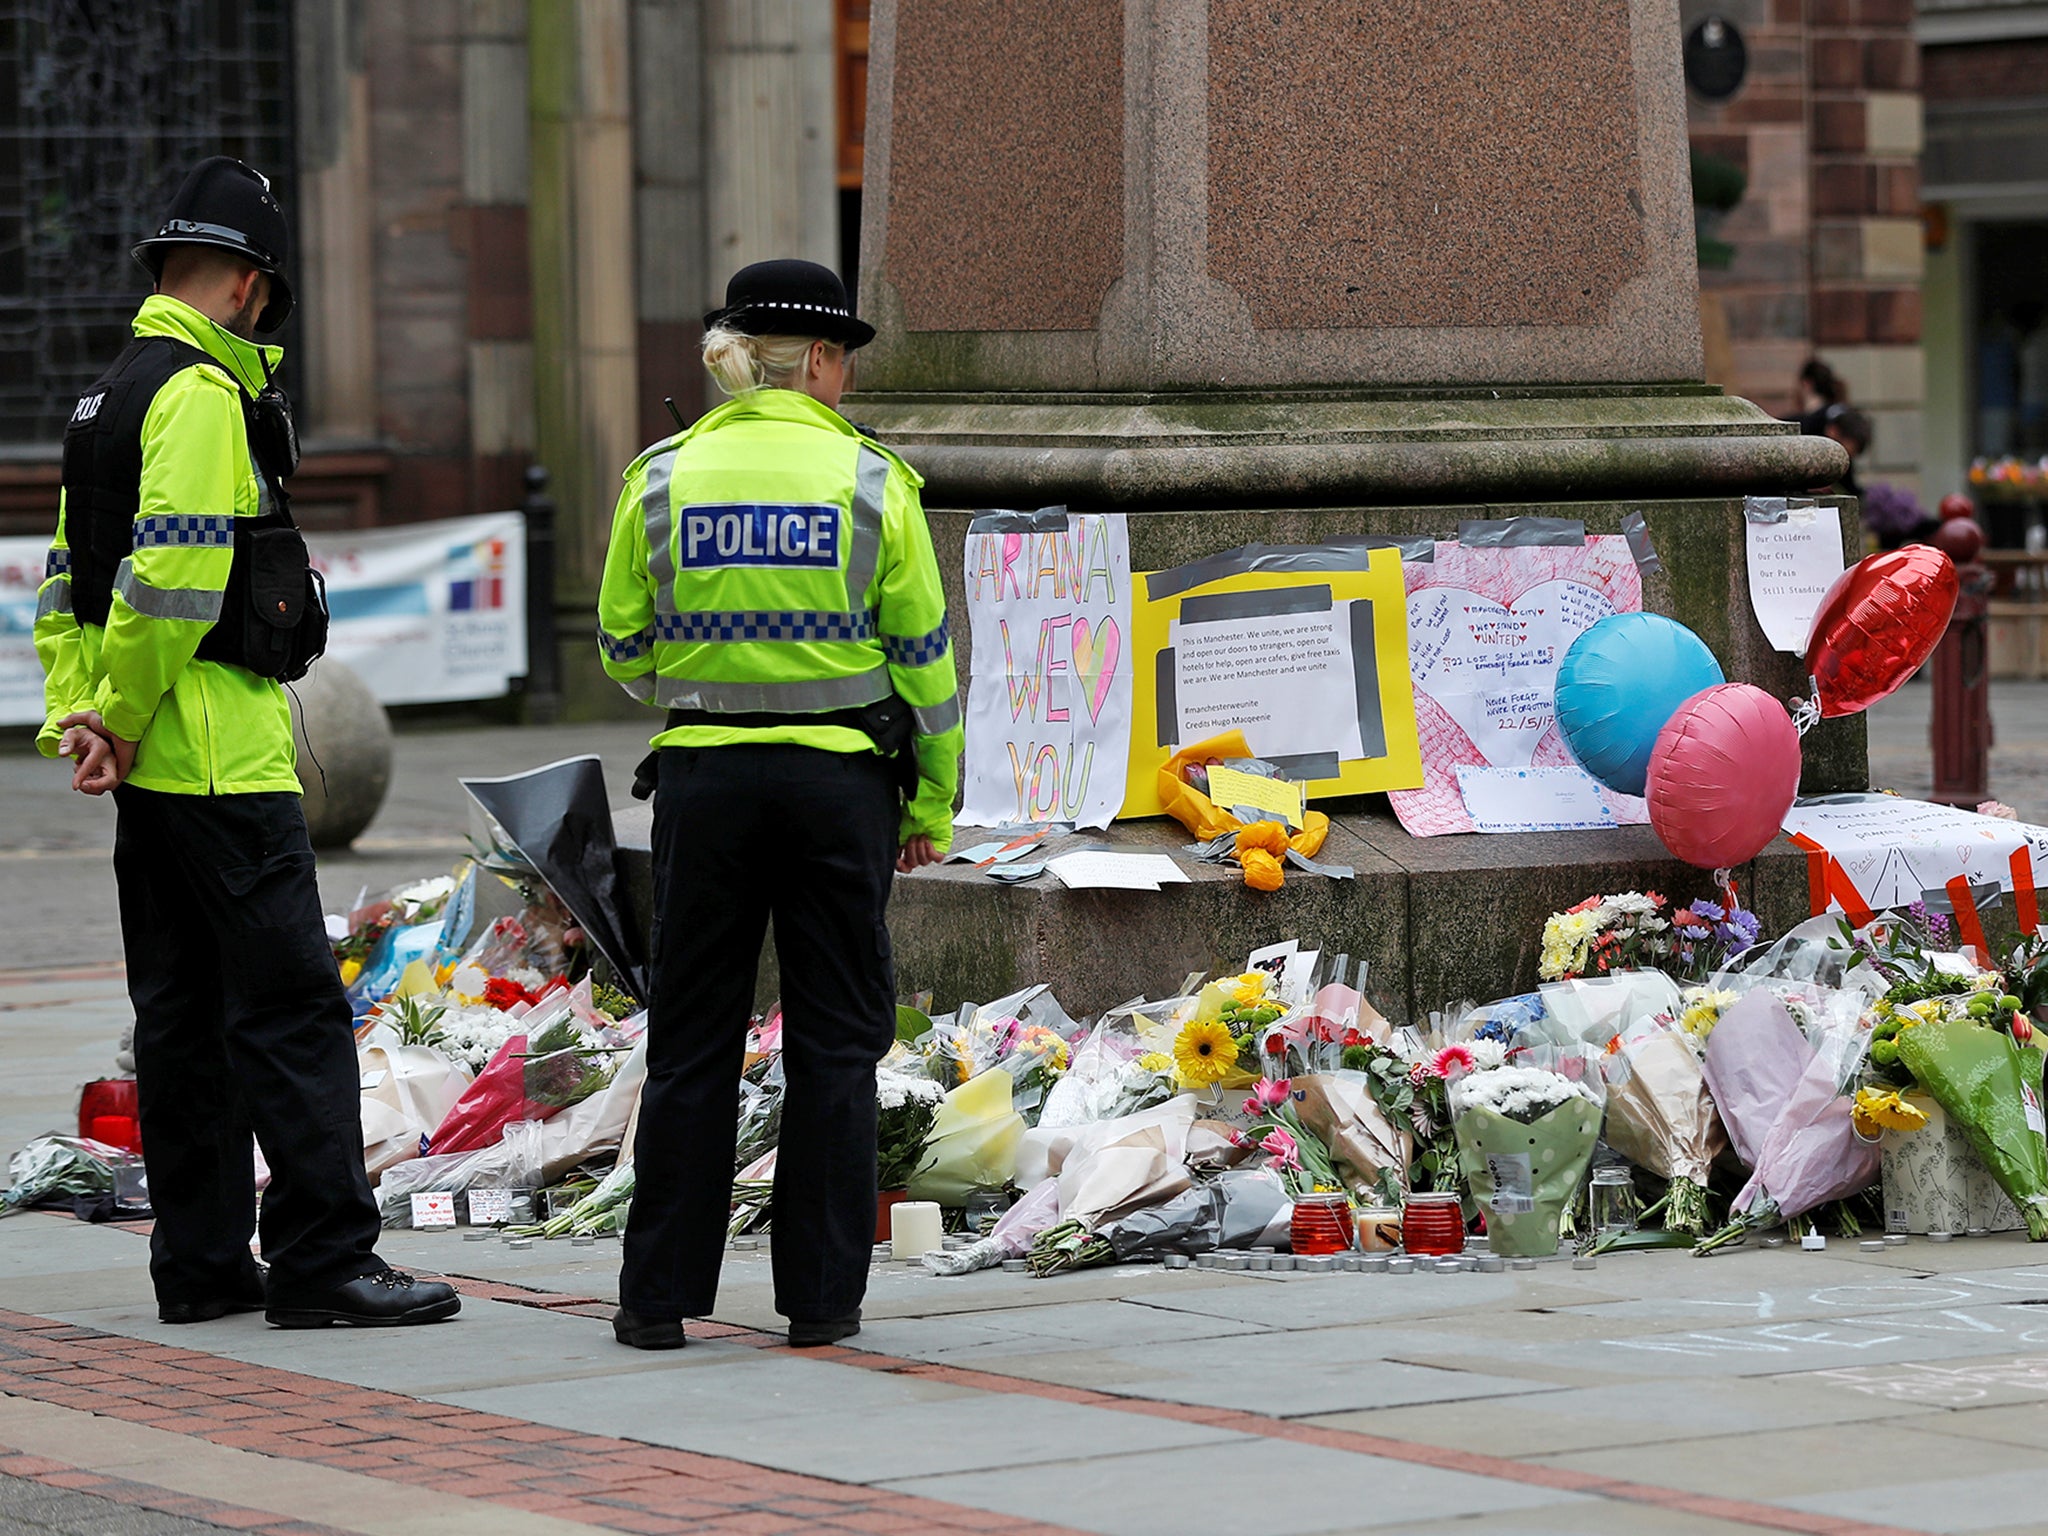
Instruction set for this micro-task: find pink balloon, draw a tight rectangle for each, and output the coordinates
[1645,684,1802,870]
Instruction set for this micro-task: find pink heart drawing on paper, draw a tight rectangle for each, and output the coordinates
[1071,615,1121,725]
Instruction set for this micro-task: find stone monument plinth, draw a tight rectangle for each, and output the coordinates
[651,0,1871,1018]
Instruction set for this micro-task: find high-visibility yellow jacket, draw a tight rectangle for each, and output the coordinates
[597,388,962,852]
[34,295,297,795]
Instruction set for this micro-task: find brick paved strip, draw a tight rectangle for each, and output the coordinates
[443,1273,1928,1536]
[0,1309,1082,1536]
[1,1457,353,1535]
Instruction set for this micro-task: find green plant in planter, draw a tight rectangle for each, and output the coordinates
[1690,149,1747,270]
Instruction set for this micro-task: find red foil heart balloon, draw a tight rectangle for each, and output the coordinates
[1803,546,1959,718]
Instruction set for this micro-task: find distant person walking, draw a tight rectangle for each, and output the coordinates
[1791,357,1845,435]
[598,259,961,1351]
[32,158,458,1330]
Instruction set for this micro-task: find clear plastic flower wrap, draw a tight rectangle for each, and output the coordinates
[1599,1021,1727,1234]
[375,1119,546,1226]
[1,1135,133,1214]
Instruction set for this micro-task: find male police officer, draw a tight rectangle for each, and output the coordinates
[599,259,961,1349]
[34,158,458,1330]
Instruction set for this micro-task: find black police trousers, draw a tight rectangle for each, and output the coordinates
[113,786,380,1304]
[620,744,899,1322]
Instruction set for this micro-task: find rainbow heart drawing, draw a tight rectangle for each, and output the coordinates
[1070,615,1121,725]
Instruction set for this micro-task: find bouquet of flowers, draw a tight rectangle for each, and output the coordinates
[1167,971,1285,1091]
[1539,892,1673,982]
[1339,1026,1473,1195]
[1234,1078,1343,1197]
[1599,1022,1726,1234]
[1893,1011,2048,1240]
[877,1065,945,1191]
[1695,989,1879,1252]
[1447,1051,1605,1256]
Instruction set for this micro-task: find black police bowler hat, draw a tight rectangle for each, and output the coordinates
[132,157,295,334]
[703,259,874,349]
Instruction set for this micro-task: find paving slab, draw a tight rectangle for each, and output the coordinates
[1536,1419,2048,1499]
[882,1437,1587,1536]
[437,1357,1249,1484]
[1306,1372,1920,1457]
[1773,1465,2048,1533]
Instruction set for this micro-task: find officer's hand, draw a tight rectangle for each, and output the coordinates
[61,727,117,795]
[896,835,939,873]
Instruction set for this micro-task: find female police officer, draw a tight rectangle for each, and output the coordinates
[597,260,961,1350]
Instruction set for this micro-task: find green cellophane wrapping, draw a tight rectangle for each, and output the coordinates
[1895,1018,2048,1242]
[1453,1098,1602,1257]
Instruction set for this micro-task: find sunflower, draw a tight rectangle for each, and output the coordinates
[1174,1018,1239,1085]
[1852,1086,1928,1139]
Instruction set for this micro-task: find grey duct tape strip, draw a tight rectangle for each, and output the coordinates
[1268,751,1342,780]
[1286,848,1355,880]
[1457,517,1586,548]
[1156,647,1178,747]
[1921,878,2003,915]
[968,504,1071,533]
[1144,537,1429,603]
[1620,510,1663,575]
[1741,495,1818,525]
[1178,584,1331,625]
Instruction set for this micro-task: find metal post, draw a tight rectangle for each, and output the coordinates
[522,464,563,724]
[1931,503,1991,807]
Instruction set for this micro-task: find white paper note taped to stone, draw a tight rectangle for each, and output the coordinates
[1746,505,1845,653]
[1170,606,1364,762]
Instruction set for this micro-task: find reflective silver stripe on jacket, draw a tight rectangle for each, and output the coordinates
[642,448,678,618]
[845,446,888,610]
[653,666,894,714]
[912,693,962,736]
[616,673,656,703]
[112,558,224,622]
[36,580,73,621]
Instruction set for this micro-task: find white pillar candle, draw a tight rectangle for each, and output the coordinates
[890,1199,943,1260]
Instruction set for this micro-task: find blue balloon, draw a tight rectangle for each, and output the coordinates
[1555,614,1725,797]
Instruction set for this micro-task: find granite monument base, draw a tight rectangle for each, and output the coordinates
[616,809,1815,1026]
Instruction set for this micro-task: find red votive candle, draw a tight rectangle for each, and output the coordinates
[1401,1192,1465,1256]
[1289,1194,1355,1256]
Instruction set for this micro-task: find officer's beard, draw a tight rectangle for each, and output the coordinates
[223,284,264,341]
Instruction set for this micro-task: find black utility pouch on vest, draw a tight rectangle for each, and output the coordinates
[232,524,327,682]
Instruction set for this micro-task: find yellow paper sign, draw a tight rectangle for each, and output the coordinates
[1122,549,1423,817]
[1204,764,1306,829]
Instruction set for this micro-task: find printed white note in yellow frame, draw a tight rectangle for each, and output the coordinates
[1121,545,1424,819]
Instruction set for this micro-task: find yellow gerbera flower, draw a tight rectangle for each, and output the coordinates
[1174,1018,1239,1085]
[1852,1086,1929,1138]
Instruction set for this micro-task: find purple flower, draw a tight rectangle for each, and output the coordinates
[1863,482,1930,542]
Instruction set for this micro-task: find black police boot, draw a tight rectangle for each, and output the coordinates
[787,1312,861,1348]
[159,1265,269,1325]
[265,1268,460,1329]
[613,1307,688,1350]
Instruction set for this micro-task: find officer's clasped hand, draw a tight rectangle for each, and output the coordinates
[56,709,134,796]
[896,835,939,873]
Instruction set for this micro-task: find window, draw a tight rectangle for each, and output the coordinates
[0,2,295,446]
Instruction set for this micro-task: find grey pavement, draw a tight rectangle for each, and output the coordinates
[7,690,2048,1533]
[0,1473,256,1536]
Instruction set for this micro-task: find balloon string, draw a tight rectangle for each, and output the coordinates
[1788,677,1822,737]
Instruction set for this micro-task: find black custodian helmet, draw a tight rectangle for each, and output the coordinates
[132,157,295,334]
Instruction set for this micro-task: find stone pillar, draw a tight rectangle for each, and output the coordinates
[462,0,536,514]
[293,0,378,441]
[633,0,709,442]
[529,0,640,594]
[703,0,839,305]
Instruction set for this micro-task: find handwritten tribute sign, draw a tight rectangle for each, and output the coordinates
[1394,537,1644,836]
[958,513,1133,829]
[1746,504,1846,653]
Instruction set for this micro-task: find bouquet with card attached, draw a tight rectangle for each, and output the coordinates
[1447,1046,1604,1257]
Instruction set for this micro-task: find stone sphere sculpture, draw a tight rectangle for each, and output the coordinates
[288,658,393,848]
